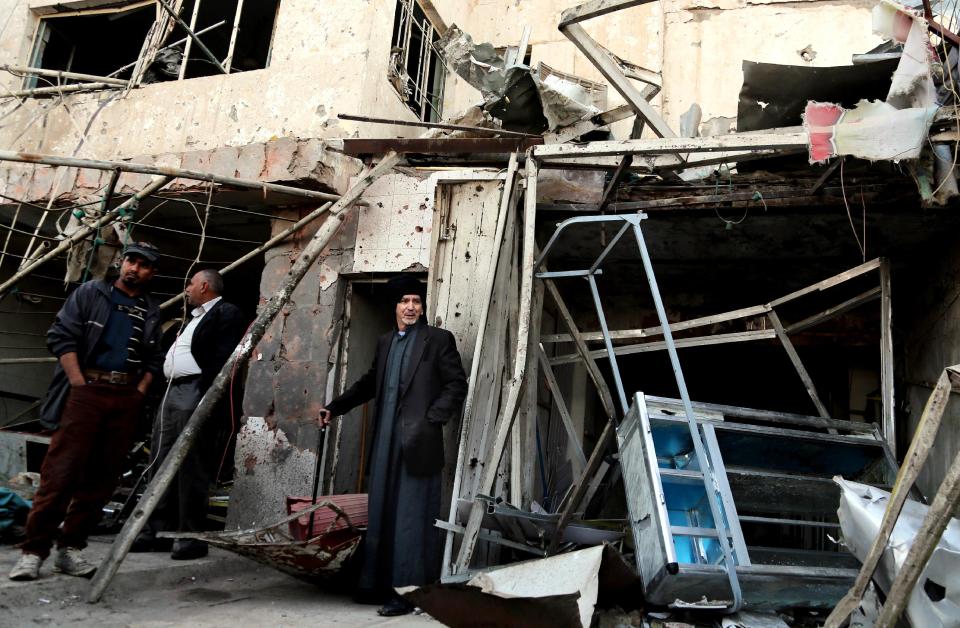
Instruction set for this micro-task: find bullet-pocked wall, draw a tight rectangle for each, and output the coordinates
[0,0,441,158]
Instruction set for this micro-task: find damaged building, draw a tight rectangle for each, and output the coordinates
[2,0,960,625]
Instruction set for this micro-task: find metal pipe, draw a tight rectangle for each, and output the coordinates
[178,0,203,80]
[155,0,227,74]
[159,202,334,310]
[338,114,540,139]
[224,0,245,73]
[0,150,360,205]
[586,274,628,413]
[86,152,401,603]
[632,221,743,612]
[0,65,129,87]
[0,357,56,364]
[0,176,174,298]
[6,82,121,98]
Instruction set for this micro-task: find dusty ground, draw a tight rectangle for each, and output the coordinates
[0,535,441,627]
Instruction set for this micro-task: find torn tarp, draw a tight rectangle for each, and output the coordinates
[836,478,960,628]
[437,25,600,133]
[873,0,938,108]
[400,545,640,628]
[804,99,937,162]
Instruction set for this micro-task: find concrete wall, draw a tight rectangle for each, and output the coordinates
[438,0,882,137]
[0,0,435,159]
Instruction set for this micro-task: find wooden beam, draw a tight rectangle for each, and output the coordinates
[880,259,895,453]
[597,155,633,212]
[338,114,540,138]
[549,329,776,366]
[560,22,675,138]
[453,155,539,574]
[825,366,959,627]
[0,64,129,87]
[785,287,881,334]
[769,258,881,307]
[542,303,770,344]
[537,344,588,471]
[767,310,832,419]
[534,131,807,159]
[342,137,542,155]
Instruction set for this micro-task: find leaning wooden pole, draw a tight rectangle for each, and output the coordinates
[87,152,401,603]
[824,364,960,627]
[453,153,538,574]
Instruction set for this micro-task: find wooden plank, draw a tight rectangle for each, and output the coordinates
[559,0,654,26]
[541,303,770,343]
[767,310,832,420]
[440,156,519,577]
[534,131,807,159]
[768,258,881,307]
[537,344,588,471]
[542,278,618,421]
[342,137,542,155]
[549,329,776,366]
[560,22,675,138]
[515,280,544,507]
[453,156,539,574]
[879,259,895,453]
[825,367,959,627]
[785,287,881,334]
[645,395,875,433]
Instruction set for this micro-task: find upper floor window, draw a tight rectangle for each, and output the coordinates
[24,0,280,92]
[389,0,445,122]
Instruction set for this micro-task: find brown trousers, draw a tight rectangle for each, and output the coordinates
[22,383,142,558]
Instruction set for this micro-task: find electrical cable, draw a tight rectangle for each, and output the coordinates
[840,159,866,261]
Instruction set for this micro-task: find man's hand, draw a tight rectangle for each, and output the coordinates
[60,352,85,387]
[318,407,332,427]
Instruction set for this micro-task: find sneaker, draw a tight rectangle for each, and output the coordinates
[53,547,97,578]
[8,553,42,581]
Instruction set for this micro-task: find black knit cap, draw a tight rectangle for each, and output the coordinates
[386,275,426,304]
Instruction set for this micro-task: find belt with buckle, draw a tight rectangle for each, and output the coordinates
[83,369,133,386]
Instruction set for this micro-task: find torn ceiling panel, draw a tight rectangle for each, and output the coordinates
[805,99,938,162]
[437,25,600,133]
[738,59,898,132]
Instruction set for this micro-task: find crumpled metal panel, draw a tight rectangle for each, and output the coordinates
[836,478,960,627]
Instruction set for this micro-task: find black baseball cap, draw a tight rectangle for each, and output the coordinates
[122,241,160,264]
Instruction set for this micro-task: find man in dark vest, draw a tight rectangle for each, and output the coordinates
[319,275,467,617]
[10,242,163,581]
[132,269,246,559]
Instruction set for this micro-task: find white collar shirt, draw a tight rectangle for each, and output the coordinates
[163,296,222,380]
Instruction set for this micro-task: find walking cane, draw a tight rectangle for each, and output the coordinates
[307,424,328,538]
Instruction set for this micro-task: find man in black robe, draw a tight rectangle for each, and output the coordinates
[319,276,467,617]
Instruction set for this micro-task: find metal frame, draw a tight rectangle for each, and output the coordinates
[391,0,447,122]
[535,213,744,611]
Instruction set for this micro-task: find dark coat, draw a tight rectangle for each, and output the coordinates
[187,299,247,392]
[326,320,467,476]
[40,279,163,429]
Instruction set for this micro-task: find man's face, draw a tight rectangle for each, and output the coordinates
[120,255,156,290]
[184,273,206,307]
[395,294,423,330]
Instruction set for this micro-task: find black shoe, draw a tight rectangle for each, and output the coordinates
[130,533,174,553]
[170,539,208,560]
[129,533,156,553]
[377,594,414,617]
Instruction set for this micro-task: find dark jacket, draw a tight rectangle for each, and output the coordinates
[39,279,163,429]
[326,320,467,476]
[187,299,247,392]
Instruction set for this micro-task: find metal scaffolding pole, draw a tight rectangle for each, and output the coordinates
[0,150,357,205]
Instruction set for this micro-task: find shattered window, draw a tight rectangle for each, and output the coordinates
[24,0,280,91]
[25,1,156,88]
[390,0,445,122]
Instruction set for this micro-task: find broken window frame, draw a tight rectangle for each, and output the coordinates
[389,0,446,123]
[21,0,279,95]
